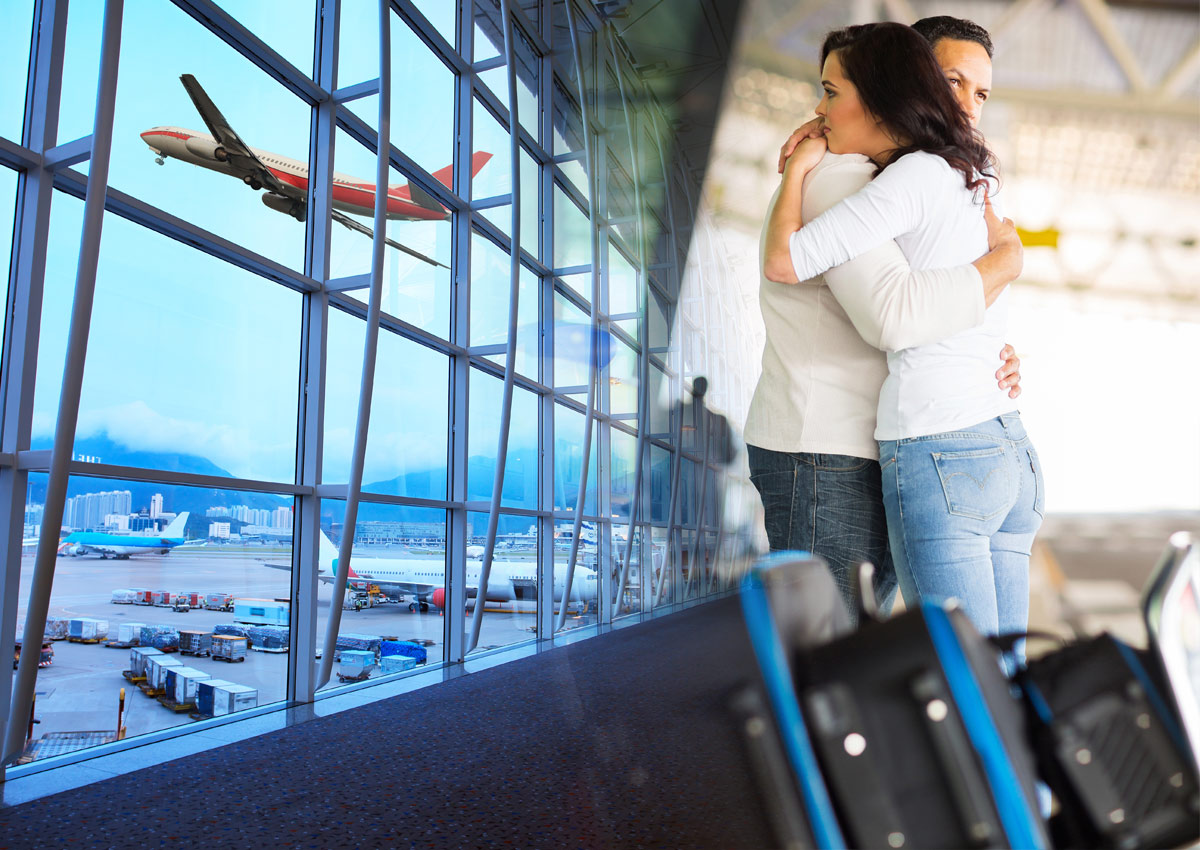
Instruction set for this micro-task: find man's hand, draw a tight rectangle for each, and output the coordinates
[778,117,826,173]
[972,198,1023,307]
[997,344,1021,399]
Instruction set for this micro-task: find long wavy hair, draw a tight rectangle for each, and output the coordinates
[820,22,996,196]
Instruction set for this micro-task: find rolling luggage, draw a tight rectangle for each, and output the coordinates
[740,551,1050,849]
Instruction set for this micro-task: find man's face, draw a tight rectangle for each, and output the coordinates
[932,38,992,127]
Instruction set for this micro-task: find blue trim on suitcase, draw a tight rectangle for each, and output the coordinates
[923,604,1048,850]
[1113,638,1191,757]
[741,567,847,850]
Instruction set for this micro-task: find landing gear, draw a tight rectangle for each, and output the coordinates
[155,156,165,165]
[243,174,262,190]
[408,601,430,613]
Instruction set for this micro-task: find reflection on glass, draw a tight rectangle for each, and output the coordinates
[34,191,301,484]
[609,339,638,417]
[612,523,644,619]
[649,444,671,523]
[329,128,452,338]
[553,519,599,632]
[553,292,591,391]
[470,233,538,379]
[608,243,639,335]
[610,426,638,522]
[553,184,590,271]
[479,146,539,261]
[648,286,670,351]
[468,369,538,509]
[17,473,291,759]
[553,402,598,515]
[323,307,449,499]
[551,89,588,199]
[607,156,638,246]
[473,97,511,201]
[648,363,671,436]
[652,524,673,607]
[318,500,446,691]
[0,0,34,141]
[339,7,458,187]
[212,0,315,76]
[476,6,539,142]
[411,0,456,46]
[467,510,538,651]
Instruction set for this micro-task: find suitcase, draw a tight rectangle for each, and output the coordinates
[1018,633,1199,849]
[740,552,1050,849]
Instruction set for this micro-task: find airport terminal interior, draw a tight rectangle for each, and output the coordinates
[1,0,1198,846]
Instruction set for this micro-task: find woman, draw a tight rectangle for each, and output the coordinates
[763,22,1044,640]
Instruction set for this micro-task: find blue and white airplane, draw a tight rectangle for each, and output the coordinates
[57,512,191,559]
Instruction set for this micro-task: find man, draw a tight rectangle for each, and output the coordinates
[745,17,1019,622]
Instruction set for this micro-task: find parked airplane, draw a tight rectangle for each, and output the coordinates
[140,74,491,268]
[57,512,191,559]
[263,532,598,613]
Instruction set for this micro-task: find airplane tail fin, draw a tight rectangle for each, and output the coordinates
[318,530,339,573]
[429,151,492,190]
[162,512,190,538]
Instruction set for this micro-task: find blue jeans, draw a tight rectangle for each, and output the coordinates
[878,413,1045,640]
[748,446,897,626]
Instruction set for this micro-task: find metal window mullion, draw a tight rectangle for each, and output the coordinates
[5,0,125,766]
[290,0,339,704]
[316,0,392,689]
[0,0,70,771]
[467,0,523,654]
[552,0,602,635]
[537,0,556,643]
[606,26,649,617]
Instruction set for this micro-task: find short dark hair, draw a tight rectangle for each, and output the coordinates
[819,23,995,195]
[911,16,993,58]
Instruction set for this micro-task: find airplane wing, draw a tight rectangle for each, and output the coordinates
[179,74,300,201]
[330,210,447,268]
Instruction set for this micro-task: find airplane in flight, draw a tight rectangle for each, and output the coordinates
[263,531,598,613]
[57,512,191,559]
[140,74,491,268]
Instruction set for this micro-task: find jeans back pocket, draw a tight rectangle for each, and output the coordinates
[932,446,1010,521]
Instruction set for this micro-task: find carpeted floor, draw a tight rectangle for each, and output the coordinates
[0,595,776,849]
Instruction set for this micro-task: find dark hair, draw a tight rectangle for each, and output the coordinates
[820,23,996,196]
[911,15,994,58]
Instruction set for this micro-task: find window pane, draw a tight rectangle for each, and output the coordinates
[553,403,597,514]
[553,183,590,273]
[609,338,638,417]
[317,501,446,693]
[553,291,591,391]
[0,0,34,141]
[476,8,539,142]
[78,3,313,269]
[611,426,638,523]
[649,444,671,523]
[411,0,456,46]
[339,9,457,189]
[472,0,503,63]
[651,523,673,606]
[18,473,291,759]
[612,523,645,619]
[34,192,301,483]
[0,166,15,370]
[478,146,538,261]
[473,97,511,201]
[469,233,539,379]
[649,363,670,436]
[553,519,598,633]
[552,86,588,199]
[468,369,538,509]
[212,0,315,76]
[323,307,449,500]
[467,510,538,651]
[329,128,452,338]
[609,241,639,335]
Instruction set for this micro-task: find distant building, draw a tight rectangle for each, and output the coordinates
[150,493,163,519]
[65,489,132,531]
[208,522,231,539]
[104,513,130,532]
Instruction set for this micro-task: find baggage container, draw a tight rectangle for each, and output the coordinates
[214,623,251,638]
[139,625,179,651]
[740,552,1050,850]
[195,679,236,717]
[338,649,375,679]
[117,622,147,645]
[110,589,137,604]
[178,591,202,608]
[131,588,153,605]
[381,640,427,665]
[129,646,163,677]
[179,630,212,656]
[202,682,258,716]
[68,618,108,640]
[380,654,416,674]
[337,633,382,656]
[151,590,175,607]
[233,598,289,626]
[144,655,183,690]
[165,666,211,705]
[44,618,69,640]
[246,625,288,651]
[211,634,248,661]
[204,592,233,611]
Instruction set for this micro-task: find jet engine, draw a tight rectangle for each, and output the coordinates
[183,135,228,162]
[261,192,307,221]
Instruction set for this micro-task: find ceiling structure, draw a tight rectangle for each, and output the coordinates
[695,0,1200,317]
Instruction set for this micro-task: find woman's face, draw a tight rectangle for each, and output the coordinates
[815,50,897,162]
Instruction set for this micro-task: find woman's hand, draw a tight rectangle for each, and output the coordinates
[783,134,828,179]
[777,117,826,173]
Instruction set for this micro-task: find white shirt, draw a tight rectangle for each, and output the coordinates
[788,151,1016,441]
[744,152,984,460]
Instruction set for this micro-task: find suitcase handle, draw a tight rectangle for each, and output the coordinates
[911,670,1001,848]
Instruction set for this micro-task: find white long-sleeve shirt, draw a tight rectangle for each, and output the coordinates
[744,152,985,460]
[788,151,1016,441]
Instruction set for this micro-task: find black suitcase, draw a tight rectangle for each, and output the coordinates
[740,552,1050,849]
[1018,633,1199,849]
